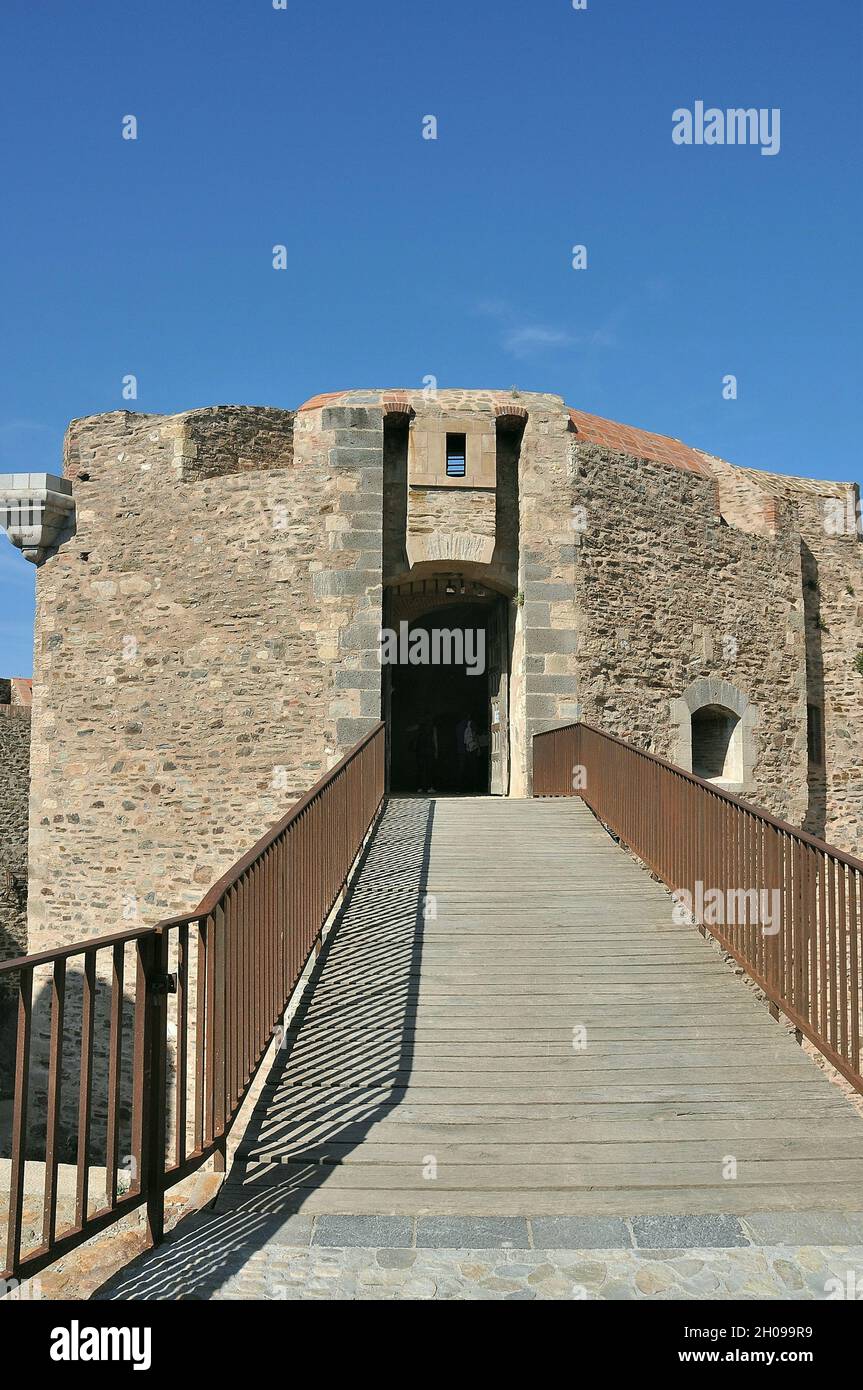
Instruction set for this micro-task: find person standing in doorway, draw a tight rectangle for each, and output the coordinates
[456,714,478,789]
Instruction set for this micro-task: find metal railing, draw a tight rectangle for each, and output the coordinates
[1,722,385,1282]
[533,720,863,1097]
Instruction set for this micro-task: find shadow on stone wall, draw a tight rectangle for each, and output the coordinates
[802,540,827,839]
[0,882,27,1136]
[0,872,27,980]
[0,985,17,1129]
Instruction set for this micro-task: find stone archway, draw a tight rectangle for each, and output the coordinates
[669,677,758,793]
[382,574,513,796]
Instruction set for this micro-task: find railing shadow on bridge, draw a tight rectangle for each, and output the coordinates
[1,723,387,1287]
[6,713,863,1292]
[95,796,434,1300]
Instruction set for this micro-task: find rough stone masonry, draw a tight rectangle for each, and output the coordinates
[0,388,860,953]
[0,678,31,983]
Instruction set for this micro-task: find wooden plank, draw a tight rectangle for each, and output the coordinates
[243,1118,863,1148]
[239,1138,863,1165]
[214,1184,863,1218]
[230,796,863,1219]
[230,1159,863,1189]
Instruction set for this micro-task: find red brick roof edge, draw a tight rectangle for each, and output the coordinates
[567,408,712,478]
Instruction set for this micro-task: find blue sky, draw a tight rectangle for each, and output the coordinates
[1,0,861,675]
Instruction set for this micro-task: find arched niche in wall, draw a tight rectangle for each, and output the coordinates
[669,677,758,794]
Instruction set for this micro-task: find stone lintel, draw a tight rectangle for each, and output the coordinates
[406,530,495,568]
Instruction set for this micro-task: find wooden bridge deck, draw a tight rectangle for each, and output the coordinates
[219,796,863,1218]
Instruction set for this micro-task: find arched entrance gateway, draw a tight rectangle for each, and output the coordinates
[382,575,513,795]
[379,393,524,797]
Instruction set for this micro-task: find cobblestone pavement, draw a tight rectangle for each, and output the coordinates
[187,1244,863,1302]
[96,1207,863,1301]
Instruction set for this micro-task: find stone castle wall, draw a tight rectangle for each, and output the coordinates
[511,409,823,826]
[0,697,31,984]
[18,388,863,952]
[570,444,810,825]
[729,468,863,851]
[512,399,581,795]
[407,484,497,545]
[796,506,863,851]
[28,403,382,949]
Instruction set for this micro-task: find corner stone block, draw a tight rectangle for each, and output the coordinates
[313,570,376,598]
[322,408,383,431]
[358,689,382,717]
[339,622,383,651]
[529,675,580,695]
[336,717,379,747]
[525,694,562,720]
[329,448,381,471]
[334,430,382,449]
[525,628,580,656]
[333,669,380,691]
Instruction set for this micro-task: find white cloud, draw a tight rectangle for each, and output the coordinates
[501,325,577,359]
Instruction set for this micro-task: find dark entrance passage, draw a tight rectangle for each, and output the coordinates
[385,583,510,795]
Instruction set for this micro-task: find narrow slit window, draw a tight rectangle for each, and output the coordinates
[807,703,824,765]
[445,433,467,477]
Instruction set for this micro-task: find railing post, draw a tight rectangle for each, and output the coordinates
[5,964,33,1277]
[141,930,169,1248]
[213,902,227,1137]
